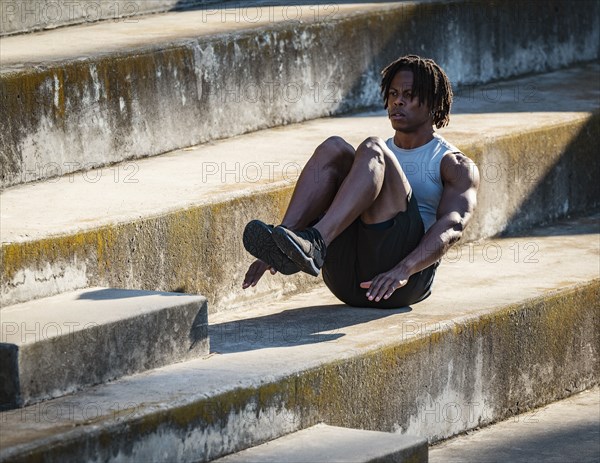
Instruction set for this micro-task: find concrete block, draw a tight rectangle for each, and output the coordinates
[0,287,208,409]
[1,0,598,186]
[1,64,598,309]
[214,424,428,463]
[0,216,597,462]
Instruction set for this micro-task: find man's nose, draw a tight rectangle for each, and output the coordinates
[393,96,404,106]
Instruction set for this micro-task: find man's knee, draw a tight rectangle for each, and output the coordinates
[314,136,355,169]
[355,136,388,164]
[318,136,354,154]
[357,137,403,170]
[356,136,388,157]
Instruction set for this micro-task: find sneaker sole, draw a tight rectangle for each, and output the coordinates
[243,220,299,275]
[272,227,320,277]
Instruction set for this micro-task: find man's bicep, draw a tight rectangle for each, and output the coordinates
[437,153,479,221]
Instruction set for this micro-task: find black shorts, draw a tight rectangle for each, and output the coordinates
[322,192,437,308]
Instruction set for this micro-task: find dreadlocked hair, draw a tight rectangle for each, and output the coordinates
[380,55,453,129]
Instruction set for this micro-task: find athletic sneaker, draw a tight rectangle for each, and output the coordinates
[272,226,326,277]
[242,220,300,275]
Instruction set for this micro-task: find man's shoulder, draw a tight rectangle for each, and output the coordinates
[440,149,480,188]
[433,133,461,157]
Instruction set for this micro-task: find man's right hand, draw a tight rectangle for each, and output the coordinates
[242,260,277,289]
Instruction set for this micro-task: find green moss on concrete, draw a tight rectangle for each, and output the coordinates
[1,44,205,186]
[1,185,299,310]
[2,232,97,281]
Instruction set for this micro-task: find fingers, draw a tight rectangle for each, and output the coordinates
[364,273,407,302]
[359,281,372,289]
[242,260,269,289]
[366,277,394,302]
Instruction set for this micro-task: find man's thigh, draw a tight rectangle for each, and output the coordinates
[357,137,412,224]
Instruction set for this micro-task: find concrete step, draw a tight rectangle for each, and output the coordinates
[429,386,600,463]
[213,424,428,463]
[1,0,219,35]
[1,0,598,186]
[1,64,598,309]
[0,216,597,462]
[0,288,208,410]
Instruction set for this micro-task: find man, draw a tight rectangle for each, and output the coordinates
[242,55,479,308]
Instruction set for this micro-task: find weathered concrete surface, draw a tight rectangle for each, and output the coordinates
[214,424,428,463]
[0,216,597,462]
[1,0,598,186]
[429,386,600,463]
[0,0,218,36]
[0,288,208,409]
[1,65,598,309]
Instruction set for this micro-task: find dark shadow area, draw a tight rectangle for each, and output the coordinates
[0,344,20,411]
[450,62,600,115]
[501,212,600,239]
[431,422,600,463]
[190,309,210,348]
[172,0,411,12]
[498,113,600,237]
[209,303,411,354]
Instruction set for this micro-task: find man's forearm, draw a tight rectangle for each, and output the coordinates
[398,214,464,276]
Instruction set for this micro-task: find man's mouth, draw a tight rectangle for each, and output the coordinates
[389,111,406,119]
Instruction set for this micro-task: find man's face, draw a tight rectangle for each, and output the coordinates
[387,70,432,133]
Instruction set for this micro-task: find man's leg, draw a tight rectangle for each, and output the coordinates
[313,136,411,245]
[242,136,354,286]
[280,136,355,230]
[273,137,412,275]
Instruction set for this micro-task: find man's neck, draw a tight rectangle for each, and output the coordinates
[393,130,435,150]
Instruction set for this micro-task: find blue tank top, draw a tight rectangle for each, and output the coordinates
[385,134,459,231]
